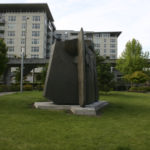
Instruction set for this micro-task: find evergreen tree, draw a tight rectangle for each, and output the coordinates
[0,39,8,76]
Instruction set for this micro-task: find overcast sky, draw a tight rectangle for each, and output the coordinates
[1,0,150,57]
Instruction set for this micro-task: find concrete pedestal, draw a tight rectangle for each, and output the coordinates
[34,101,108,116]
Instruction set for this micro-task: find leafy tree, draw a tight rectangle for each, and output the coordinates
[41,64,48,83]
[116,38,149,75]
[124,71,150,85]
[0,39,8,76]
[96,54,114,92]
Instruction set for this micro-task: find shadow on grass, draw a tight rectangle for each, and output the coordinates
[116,146,131,150]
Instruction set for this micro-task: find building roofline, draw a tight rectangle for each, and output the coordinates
[0,3,54,21]
[56,30,122,37]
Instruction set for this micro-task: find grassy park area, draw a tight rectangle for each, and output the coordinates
[0,91,150,150]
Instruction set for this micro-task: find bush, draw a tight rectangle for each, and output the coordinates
[10,84,20,91]
[23,84,33,91]
[0,85,9,92]
[129,86,150,92]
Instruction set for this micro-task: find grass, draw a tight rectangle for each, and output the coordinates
[0,91,150,150]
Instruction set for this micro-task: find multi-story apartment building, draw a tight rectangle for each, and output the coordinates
[55,30,121,59]
[0,3,55,59]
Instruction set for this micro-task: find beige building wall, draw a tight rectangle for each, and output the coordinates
[4,12,47,58]
[55,30,121,59]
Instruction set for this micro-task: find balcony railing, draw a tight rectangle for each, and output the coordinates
[0,33,4,38]
[0,26,5,31]
[0,19,5,24]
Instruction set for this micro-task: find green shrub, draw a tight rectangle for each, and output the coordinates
[23,84,33,91]
[0,85,8,92]
[129,86,150,92]
[35,84,44,91]
[10,85,20,91]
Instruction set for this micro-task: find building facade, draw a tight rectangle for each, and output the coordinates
[55,30,121,59]
[0,3,55,59]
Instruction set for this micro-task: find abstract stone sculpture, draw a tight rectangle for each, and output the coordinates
[44,28,98,107]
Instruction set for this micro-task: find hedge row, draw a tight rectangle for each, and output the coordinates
[129,86,150,92]
[0,84,44,92]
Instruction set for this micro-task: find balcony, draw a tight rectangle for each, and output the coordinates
[0,18,5,24]
[0,26,5,33]
[0,33,4,39]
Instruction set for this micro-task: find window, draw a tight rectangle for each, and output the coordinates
[110,55,116,59]
[22,23,26,29]
[31,54,39,58]
[104,44,106,48]
[32,31,40,37]
[31,47,39,52]
[8,47,14,52]
[7,39,14,44]
[32,39,40,44]
[7,54,15,58]
[32,24,40,29]
[22,31,25,36]
[104,49,106,53]
[104,39,106,42]
[102,34,110,37]
[8,24,15,29]
[95,34,100,37]
[8,16,16,21]
[22,16,26,21]
[32,16,40,21]
[8,31,15,36]
[110,39,116,42]
[110,44,116,48]
[21,39,25,44]
[94,43,100,48]
[110,49,116,53]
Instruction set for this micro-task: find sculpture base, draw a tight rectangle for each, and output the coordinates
[34,101,108,116]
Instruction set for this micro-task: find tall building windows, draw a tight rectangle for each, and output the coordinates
[8,47,14,52]
[31,47,39,52]
[110,55,116,59]
[22,16,27,21]
[22,31,25,36]
[102,33,110,37]
[110,39,116,42]
[32,16,40,21]
[21,39,25,44]
[32,31,40,37]
[7,39,14,44]
[104,49,106,53]
[32,24,40,29]
[32,39,40,44]
[104,39,107,42]
[31,54,39,58]
[8,31,15,36]
[8,16,16,21]
[110,44,116,48]
[110,49,116,53]
[8,24,15,29]
[22,23,26,29]
[94,43,100,48]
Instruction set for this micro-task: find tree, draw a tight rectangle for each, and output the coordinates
[116,38,149,75]
[96,54,114,92]
[41,64,48,83]
[0,39,8,76]
[124,71,150,85]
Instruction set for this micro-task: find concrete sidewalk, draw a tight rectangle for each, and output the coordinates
[0,92,16,96]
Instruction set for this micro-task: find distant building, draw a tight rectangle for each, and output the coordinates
[0,3,55,59]
[55,30,121,59]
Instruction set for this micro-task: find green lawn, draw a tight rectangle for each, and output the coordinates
[0,91,150,150]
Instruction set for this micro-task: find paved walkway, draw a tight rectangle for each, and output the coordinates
[0,92,16,96]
